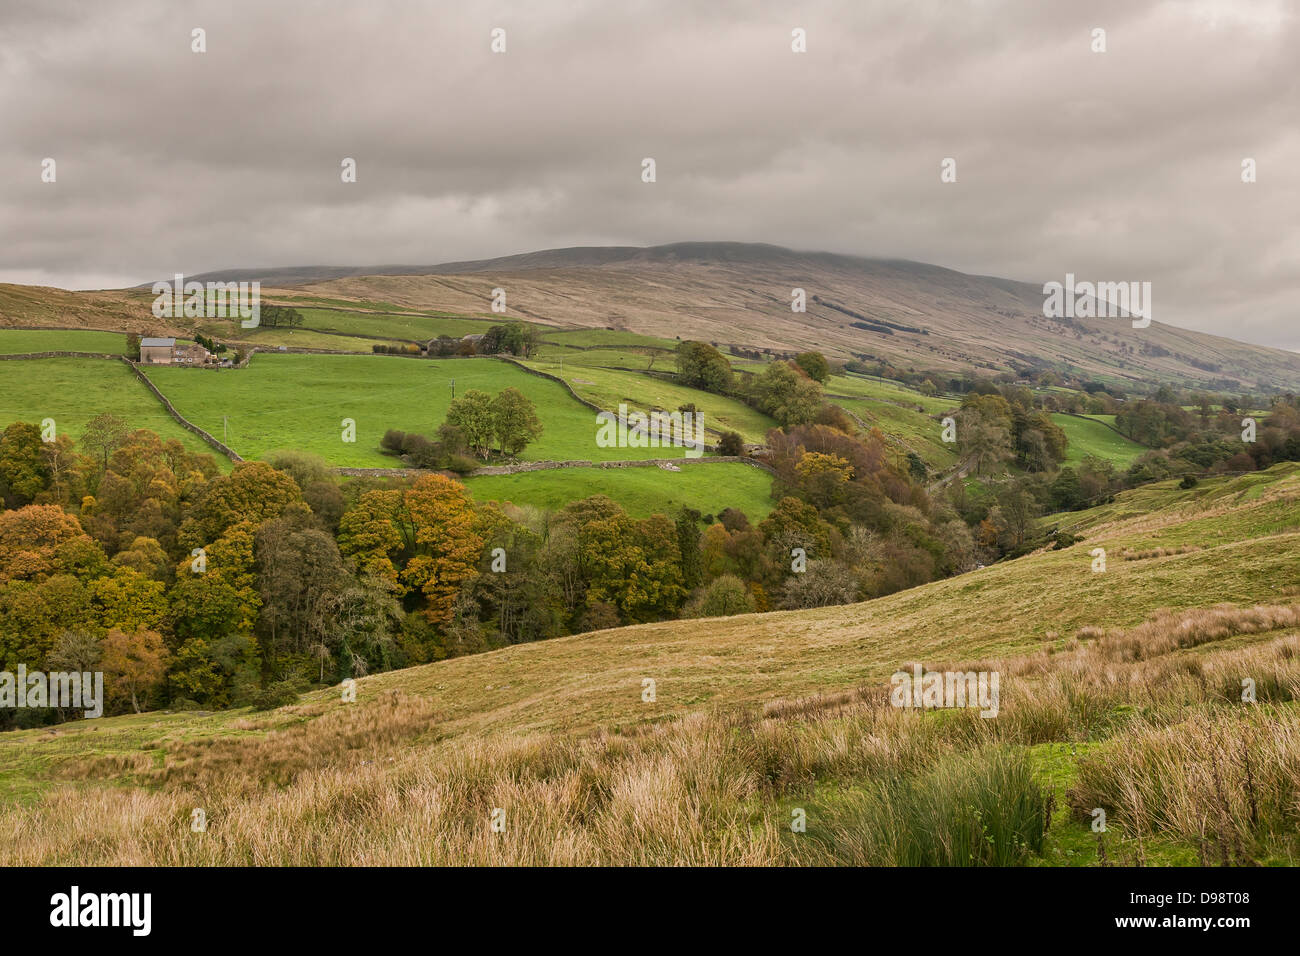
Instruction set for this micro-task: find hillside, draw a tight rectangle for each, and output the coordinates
[4,243,1300,392]
[2,462,1297,865]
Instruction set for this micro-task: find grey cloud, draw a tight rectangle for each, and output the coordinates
[0,0,1296,349]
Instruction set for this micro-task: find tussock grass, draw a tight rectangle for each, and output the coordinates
[5,466,1300,865]
[1070,711,1300,865]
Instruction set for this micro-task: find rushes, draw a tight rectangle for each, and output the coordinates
[1069,711,1300,864]
[793,746,1049,866]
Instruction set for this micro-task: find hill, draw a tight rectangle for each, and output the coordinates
[4,243,1300,392]
[2,462,1297,865]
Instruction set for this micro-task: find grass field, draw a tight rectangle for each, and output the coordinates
[465,461,774,520]
[825,372,956,416]
[0,329,127,354]
[227,327,386,352]
[0,357,219,460]
[2,463,1298,864]
[1051,413,1147,467]
[523,359,777,444]
[290,308,503,341]
[147,353,678,466]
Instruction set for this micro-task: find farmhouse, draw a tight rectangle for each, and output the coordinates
[139,337,212,366]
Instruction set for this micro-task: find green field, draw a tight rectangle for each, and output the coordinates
[523,359,777,444]
[1052,413,1147,467]
[291,308,503,342]
[146,354,679,467]
[465,461,774,520]
[825,372,956,416]
[0,357,218,459]
[228,327,386,352]
[0,329,126,354]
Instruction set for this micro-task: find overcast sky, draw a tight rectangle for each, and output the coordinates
[2,0,1297,349]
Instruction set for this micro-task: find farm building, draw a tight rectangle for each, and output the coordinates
[139,337,213,365]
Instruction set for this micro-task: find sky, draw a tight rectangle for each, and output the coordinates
[1,0,1297,349]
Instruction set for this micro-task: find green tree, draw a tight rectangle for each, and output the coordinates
[793,351,830,383]
[445,389,497,459]
[491,387,543,456]
[675,341,733,393]
[750,362,823,427]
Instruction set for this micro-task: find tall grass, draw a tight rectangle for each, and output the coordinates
[1,601,1298,865]
[793,746,1049,866]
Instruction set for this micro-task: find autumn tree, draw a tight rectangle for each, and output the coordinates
[102,626,169,713]
[0,421,49,506]
[179,460,302,549]
[400,474,488,624]
[0,505,101,584]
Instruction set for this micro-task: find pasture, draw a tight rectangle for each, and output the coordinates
[146,353,677,467]
[0,357,218,459]
[464,461,774,520]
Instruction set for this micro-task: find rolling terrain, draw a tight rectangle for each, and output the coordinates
[5,243,1300,392]
[2,463,1297,865]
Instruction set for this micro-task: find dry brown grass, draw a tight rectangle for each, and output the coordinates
[1,597,1297,865]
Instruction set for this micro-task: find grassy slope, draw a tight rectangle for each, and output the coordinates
[0,357,219,460]
[1,464,1297,863]
[4,462,1295,756]
[464,462,774,520]
[146,354,674,466]
[523,358,777,444]
[0,329,127,354]
[1051,413,1147,467]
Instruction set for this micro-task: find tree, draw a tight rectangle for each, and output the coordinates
[750,362,823,427]
[675,341,733,393]
[256,515,350,662]
[688,574,754,617]
[79,414,131,474]
[0,505,99,584]
[491,387,543,456]
[101,627,169,713]
[445,389,497,459]
[400,475,487,624]
[794,351,830,383]
[578,512,685,623]
[718,431,745,456]
[179,460,302,549]
[794,452,854,509]
[675,509,703,591]
[338,490,405,593]
[0,422,49,506]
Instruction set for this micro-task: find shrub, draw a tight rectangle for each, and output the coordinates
[686,574,755,618]
[251,681,301,711]
[717,431,745,456]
